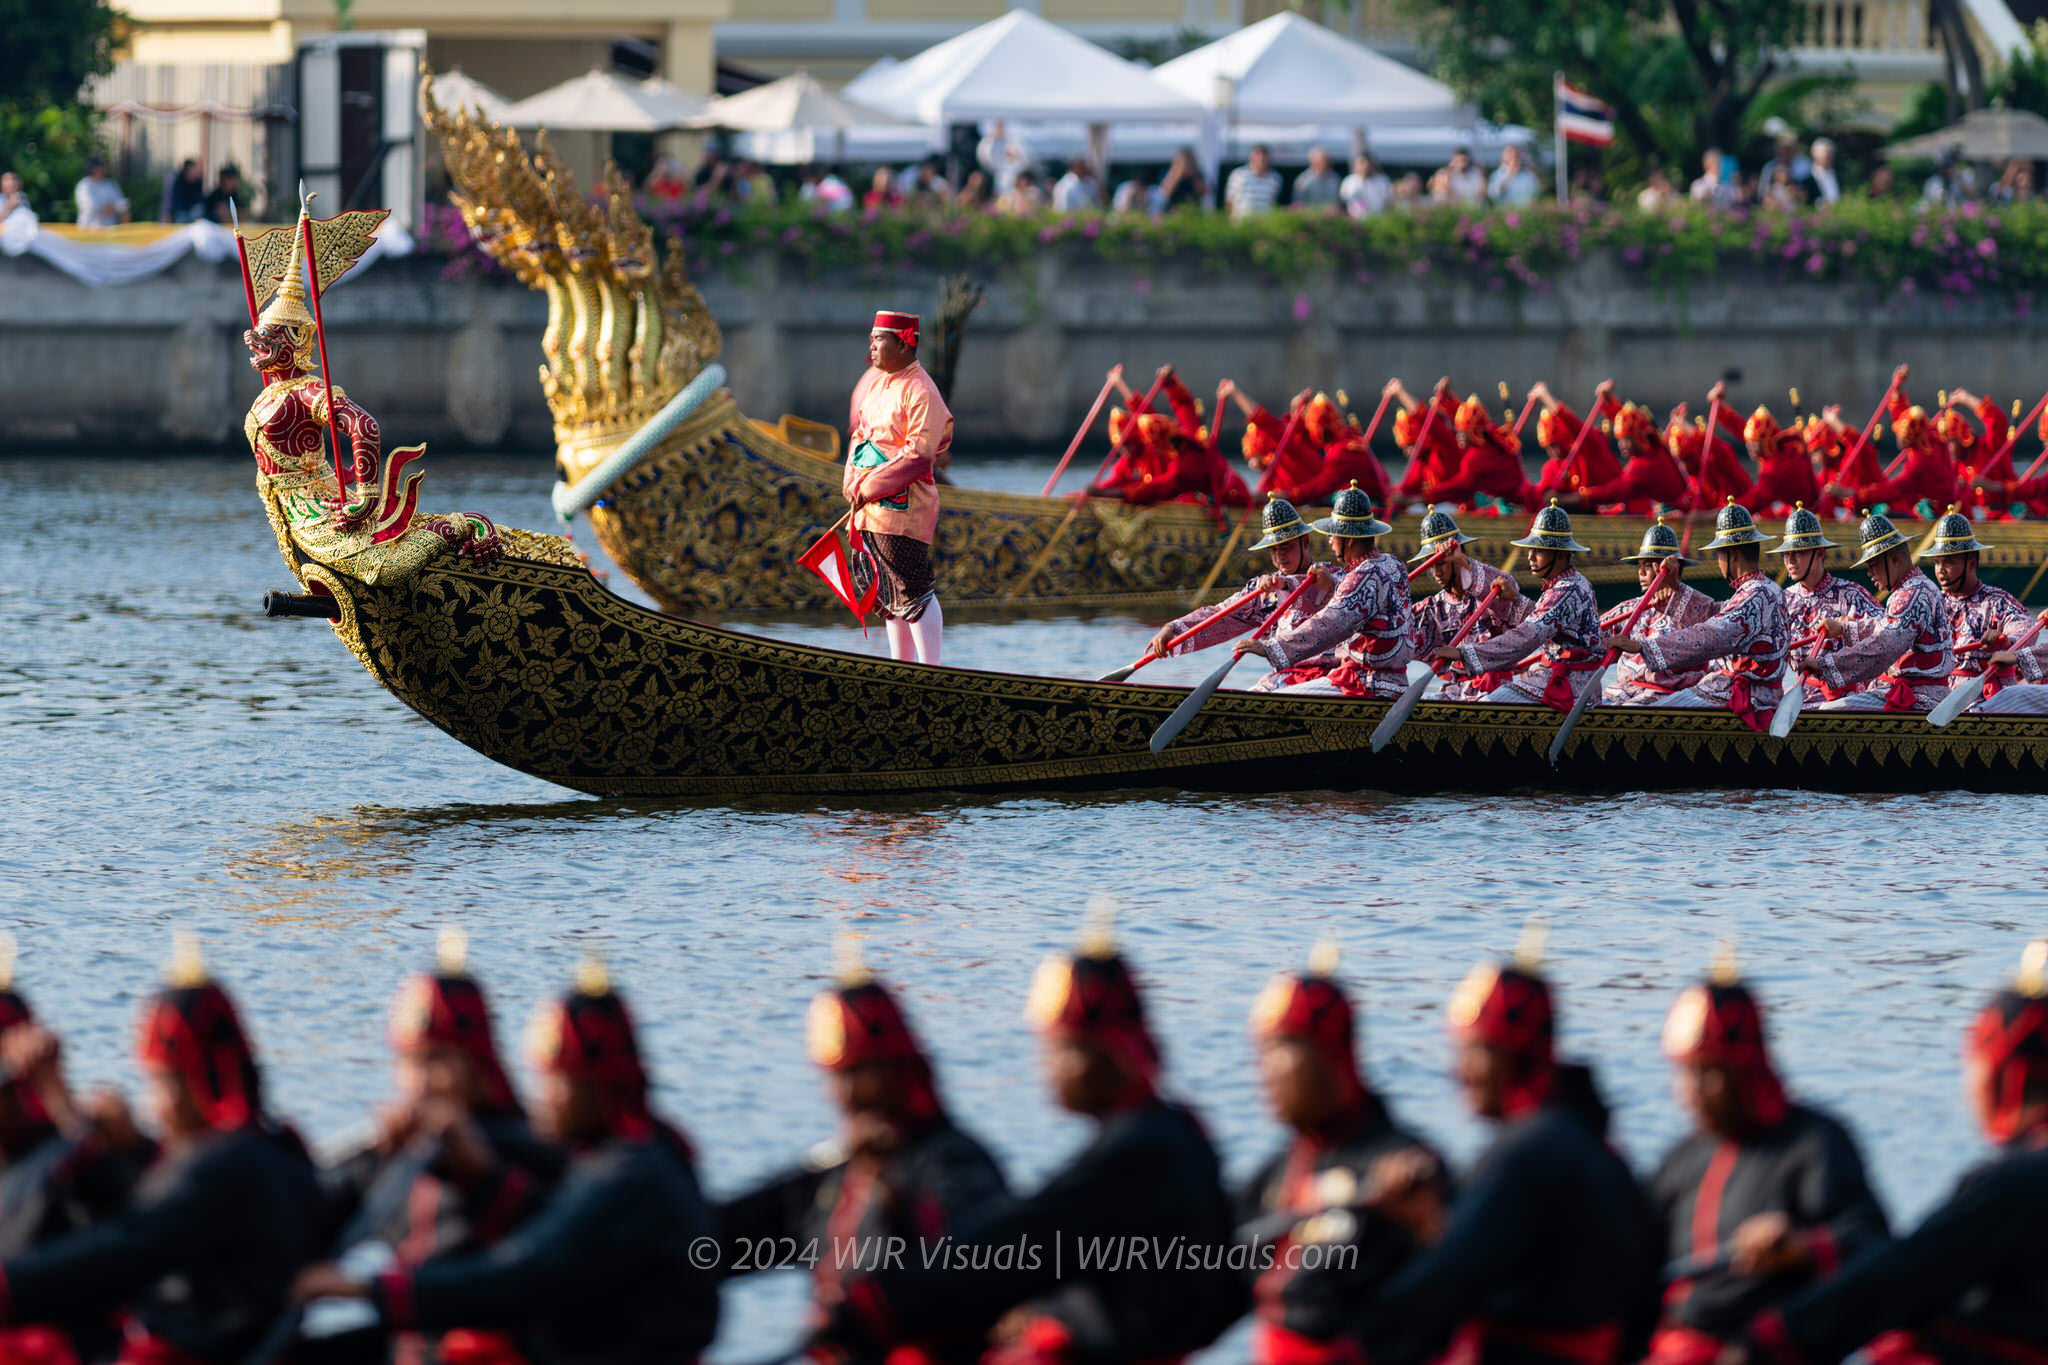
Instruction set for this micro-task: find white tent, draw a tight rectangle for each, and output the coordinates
[503,70,708,132]
[852,10,1205,125]
[688,72,910,133]
[427,68,513,124]
[1154,12,1470,127]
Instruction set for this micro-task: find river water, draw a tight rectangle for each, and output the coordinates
[3,449,2043,1359]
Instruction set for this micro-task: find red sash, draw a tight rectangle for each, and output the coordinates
[1644,1327,1724,1365]
[1720,658,1775,733]
[1538,655,1603,714]
[438,1331,530,1365]
[1881,647,1947,711]
[1254,1322,1366,1365]
[0,1329,80,1365]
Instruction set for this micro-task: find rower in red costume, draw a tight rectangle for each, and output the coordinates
[1237,486,1414,697]
[1145,497,1335,663]
[0,935,323,1365]
[1348,928,1651,1365]
[1407,510,1532,696]
[1388,380,1465,509]
[1229,384,1325,502]
[1810,512,1955,712]
[1085,408,1170,500]
[1527,381,1624,502]
[1597,521,1717,704]
[1287,393,1391,509]
[1666,398,1751,511]
[1121,414,1254,513]
[1972,404,2048,517]
[1559,404,1689,516]
[1767,506,1881,704]
[1733,940,2048,1365]
[1434,502,1604,710]
[1642,948,1888,1365]
[719,943,1008,1365]
[1804,410,1882,521]
[1937,391,2016,518]
[1824,369,1956,519]
[1232,945,1448,1365]
[821,919,1236,1365]
[1734,408,1818,517]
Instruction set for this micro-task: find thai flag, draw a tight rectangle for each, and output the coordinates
[1555,77,1614,148]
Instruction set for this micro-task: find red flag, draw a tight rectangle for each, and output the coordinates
[798,525,880,623]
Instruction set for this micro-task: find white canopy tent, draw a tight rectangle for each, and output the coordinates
[691,71,917,166]
[502,70,709,133]
[1154,12,1471,127]
[426,68,514,124]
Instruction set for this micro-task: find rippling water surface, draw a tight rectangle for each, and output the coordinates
[3,450,2044,1359]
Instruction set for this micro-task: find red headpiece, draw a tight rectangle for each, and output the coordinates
[1107,408,1130,446]
[1393,407,1426,448]
[136,935,263,1132]
[1935,407,1977,449]
[2037,405,2048,445]
[1536,406,1573,451]
[1968,941,2048,1144]
[1447,923,1555,1117]
[1136,412,1172,444]
[389,929,518,1116]
[526,959,653,1142]
[0,940,47,1129]
[1242,421,1277,465]
[1892,405,1929,445]
[1251,942,1364,1109]
[872,310,919,349]
[1027,912,1160,1095]
[1662,945,1790,1132]
[1744,407,1779,445]
[807,942,941,1124]
[1613,403,1654,446]
[1454,396,1490,435]
[1303,393,1342,443]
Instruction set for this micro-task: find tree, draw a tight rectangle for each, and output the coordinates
[0,0,121,111]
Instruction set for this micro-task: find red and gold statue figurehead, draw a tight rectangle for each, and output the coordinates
[244,210,318,378]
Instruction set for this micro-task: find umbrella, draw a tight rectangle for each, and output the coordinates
[686,71,911,133]
[503,69,708,133]
[426,67,513,123]
[1884,107,2048,163]
[1154,12,1470,128]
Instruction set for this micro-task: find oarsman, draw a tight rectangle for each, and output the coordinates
[1416,395,1537,510]
[1604,502,1792,731]
[1234,946,1447,1365]
[1971,405,2048,518]
[1236,485,1414,696]
[318,931,558,1365]
[1810,512,1956,712]
[1643,949,1888,1365]
[1290,395,1392,510]
[1731,941,2048,1365]
[1387,382,1464,509]
[1229,383,1325,501]
[1433,501,1605,710]
[1769,505,1880,704]
[1085,408,1166,500]
[1119,414,1254,513]
[295,960,722,1365]
[0,937,324,1365]
[1937,390,2014,516]
[1143,496,1334,663]
[1667,396,1751,509]
[1407,509,1532,695]
[718,947,1008,1364]
[1735,407,1819,517]
[1558,403,1690,516]
[1598,521,1718,704]
[821,924,1236,1365]
[846,309,951,664]
[1922,508,2033,685]
[1961,616,2048,715]
[1823,370,1954,519]
[1348,933,1652,1365]
[1527,380,1625,501]
[1112,364,1205,441]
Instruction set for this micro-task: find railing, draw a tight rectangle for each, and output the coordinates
[1795,0,1938,52]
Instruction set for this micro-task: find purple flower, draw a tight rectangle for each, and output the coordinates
[1083,219,1101,239]
[1622,244,1644,265]
[1504,211,1521,228]
[1806,252,1825,276]
[1976,237,1998,259]
[1133,277,1153,294]
[1292,291,1312,320]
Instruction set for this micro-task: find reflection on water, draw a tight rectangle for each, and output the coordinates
[4,451,2047,1360]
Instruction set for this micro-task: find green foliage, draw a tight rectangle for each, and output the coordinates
[0,102,108,218]
[1989,20,2048,117]
[0,0,120,110]
[1893,82,1953,141]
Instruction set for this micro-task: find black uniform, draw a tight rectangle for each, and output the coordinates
[1748,1135,2048,1365]
[0,1124,324,1365]
[1648,1104,1887,1346]
[371,1133,719,1365]
[1234,1094,1440,1360]
[1352,1068,1653,1365]
[321,1114,560,1266]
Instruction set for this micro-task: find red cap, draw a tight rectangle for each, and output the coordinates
[526,959,653,1141]
[137,938,263,1132]
[1251,943,1364,1108]
[1447,924,1555,1117]
[808,954,941,1123]
[872,310,919,348]
[389,931,518,1116]
[1027,918,1160,1094]
[1663,955,1790,1133]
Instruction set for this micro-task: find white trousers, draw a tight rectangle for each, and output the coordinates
[1971,683,2048,714]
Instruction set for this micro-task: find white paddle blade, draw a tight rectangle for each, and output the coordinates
[1927,678,1983,728]
[1545,674,1601,766]
[1150,655,1240,753]
[1768,684,1804,739]
[1370,670,1434,753]
[1098,661,1142,683]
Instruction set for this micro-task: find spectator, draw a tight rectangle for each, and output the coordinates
[976,120,1033,198]
[999,169,1046,214]
[1994,156,2038,203]
[902,157,948,205]
[1923,150,1974,205]
[1732,171,1760,208]
[1110,171,1155,216]
[1391,172,1425,209]
[1762,163,1803,210]
[74,156,129,227]
[1291,146,1342,209]
[1224,144,1281,219]
[201,164,242,224]
[956,169,991,211]
[799,164,854,212]
[1867,164,1897,200]
[161,158,205,223]
[733,159,777,206]
[1809,137,1841,205]
[1051,157,1099,211]
[1688,148,1735,207]
[645,157,690,207]
[863,167,901,211]
[1759,126,1811,194]
[1636,165,1679,212]
[1487,143,1540,205]
[694,150,732,195]
[0,170,28,226]
[1432,146,1486,205]
[1158,147,1207,213]
[1340,152,1390,216]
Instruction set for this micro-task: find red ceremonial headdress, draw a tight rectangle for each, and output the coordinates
[1136,412,1172,444]
[1026,907,1160,1096]
[2037,405,2048,445]
[1446,921,1555,1118]
[1536,406,1574,451]
[1303,393,1342,443]
[388,928,519,1117]
[1454,395,1491,435]
[807,939,941,1124]
[872,309,919,348]
[1613,403,1654,446]
[526,958,654,1142]
[1935,407,1977,449]
[136,933,263,1132]
[1242,421,1277,465]
[1892,405,1929,445]
[1662,943,1790,1133]
[1393,407,1426,448]
[1107,408,1130,446]
[1251,941,1365,1110]
[1743,407,1779,445]
[1969,940,2048,1144]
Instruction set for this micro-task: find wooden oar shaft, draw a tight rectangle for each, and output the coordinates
[1558,388,1603,488]
[1111,580,1271,681]
[1189,395,1314,605]
[1007,497,1085,602]
[1040,371,1120,496]
[1148,572,1320,754]
[2011,389,2048,483]
[1507,392,1541,441]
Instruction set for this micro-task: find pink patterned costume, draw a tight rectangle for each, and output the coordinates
[1783,574,1881,703]
[1154,569,1336,657]
[1941,583,2048,715]
[1599,581,1718,704]
[1812,570,1955,711]
[1636,572,1792,730]
[1459,570,1603,711]
[1264,553,1416,698]
[1412,559,1532,698]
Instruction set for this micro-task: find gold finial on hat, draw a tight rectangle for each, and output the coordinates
[1513,917,1548,971]
[1710,937,1739,985]
[832,932,872,986]
[1308,939,1342,977]
[2018,940,2047,998]
[169,929,206,988]
[1347,479,1359,490]
[2014,399,2023,418]
[574,953,609,997]
[1498,380,1510,401]
[1938,388,1948,407]
[1503,407,1514,423]
[1789,387,1800,407]
[0,932,15,991]
[438,926,469,976]
[1861,507,1873,518]
[1547,496,1560,508]
[1336,388,1349,407]
[1079,895,1118,959]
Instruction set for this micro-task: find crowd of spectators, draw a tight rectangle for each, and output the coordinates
[0,156,250,230]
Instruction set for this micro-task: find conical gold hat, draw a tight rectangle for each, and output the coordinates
[254,205,317,367]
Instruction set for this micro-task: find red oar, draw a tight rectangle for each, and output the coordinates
[1101,578,1272,682]
[228,199,267,391]
[1407,538,1457,582]
[1370,575,1512,753]
[299,198,351,505]
[1554,390,1604,494]
[1546,554,1679,764]
[1507,392,1542,443]
[1040,366,1121,496]
[1149,573,1321,753]
[2006,390,2048,485]
[1187,394,1314,605]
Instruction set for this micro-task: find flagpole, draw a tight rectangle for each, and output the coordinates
[1553,73,1567,202]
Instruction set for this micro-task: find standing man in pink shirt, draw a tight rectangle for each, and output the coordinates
[846,309,953,663]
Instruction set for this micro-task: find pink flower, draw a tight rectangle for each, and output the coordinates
[1291,292,1312,320]
[1976,237,1998,259]
[1806,252,1825,276]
